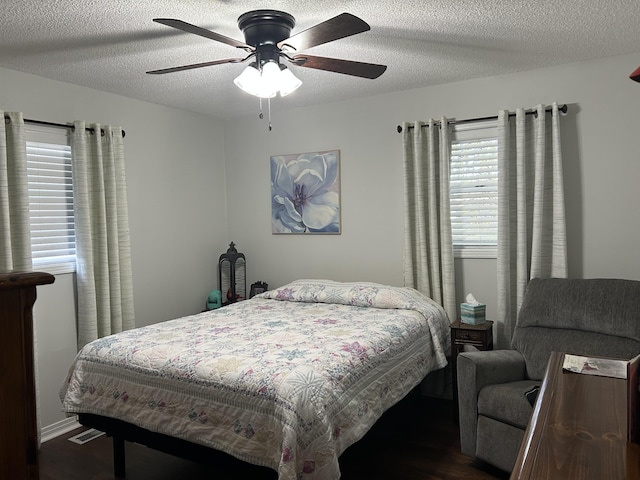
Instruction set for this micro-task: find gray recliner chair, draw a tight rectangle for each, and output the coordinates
[457,277,640,473]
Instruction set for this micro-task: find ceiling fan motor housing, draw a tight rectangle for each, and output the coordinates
[238,10,295,66]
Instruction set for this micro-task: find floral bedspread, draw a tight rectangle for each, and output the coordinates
[60,280,450,480]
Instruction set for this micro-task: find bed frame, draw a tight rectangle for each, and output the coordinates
[78,413,276,478]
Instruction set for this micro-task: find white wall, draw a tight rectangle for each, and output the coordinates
[222,99,407,288]
[223,51,640,333]
[0,66,229,428]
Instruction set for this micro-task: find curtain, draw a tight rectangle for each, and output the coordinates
[72,122,135,349]
[497,103,567,347]
[402,119,457,321]
[0,111,32,271]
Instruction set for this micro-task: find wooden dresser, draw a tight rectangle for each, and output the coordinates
[1,271,55,480]
[511,351,640,480]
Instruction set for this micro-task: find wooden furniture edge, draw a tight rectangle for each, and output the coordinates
[0,271,55,289]
[510,351,564,480]
[0,270,55,480]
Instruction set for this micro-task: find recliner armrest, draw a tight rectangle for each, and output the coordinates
[457,349,526,457]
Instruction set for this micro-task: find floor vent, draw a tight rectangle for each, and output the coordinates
[68,428,105,445]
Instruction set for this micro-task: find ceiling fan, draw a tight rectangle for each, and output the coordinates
[147,10,387,98]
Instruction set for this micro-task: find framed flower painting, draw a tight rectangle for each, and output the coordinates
[270,150,341,234]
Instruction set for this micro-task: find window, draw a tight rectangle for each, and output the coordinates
[25,125,75,274]
[450,120,498,258]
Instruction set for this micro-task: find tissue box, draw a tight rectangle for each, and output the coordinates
[461,302,486,325]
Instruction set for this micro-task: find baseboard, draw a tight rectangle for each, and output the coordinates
[41,415,80,443]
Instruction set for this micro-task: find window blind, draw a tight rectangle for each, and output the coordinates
[26,140,76,273]
[450,137,498,248]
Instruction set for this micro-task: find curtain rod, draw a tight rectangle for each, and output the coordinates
[3,116,126,138]
[396,104,567,133]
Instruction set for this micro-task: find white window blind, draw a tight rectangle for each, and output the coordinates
[450,121,498,258]
[25,125,75,274]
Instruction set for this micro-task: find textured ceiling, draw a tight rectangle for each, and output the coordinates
[2,1,640,119]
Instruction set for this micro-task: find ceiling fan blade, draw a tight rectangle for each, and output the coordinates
[278,13,370,52]
[147,58,244,75]
[153,18,252,51]
[292,54,387,79]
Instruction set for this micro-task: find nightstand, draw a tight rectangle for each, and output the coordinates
[450,319,494,416]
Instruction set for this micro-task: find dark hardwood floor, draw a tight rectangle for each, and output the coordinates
[39,395,509,480]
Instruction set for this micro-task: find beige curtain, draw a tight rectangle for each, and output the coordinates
[402,119,456,320]
[0,111,32,271]
[497,103,567,347]
[72,122,134,348]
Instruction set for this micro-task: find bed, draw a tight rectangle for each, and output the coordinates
[60,279,450,479]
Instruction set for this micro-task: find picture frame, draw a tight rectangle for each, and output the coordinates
[249,281,268,298]
[270,150,341,234]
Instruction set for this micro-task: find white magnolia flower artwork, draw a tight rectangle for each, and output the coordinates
[271,150,341,234]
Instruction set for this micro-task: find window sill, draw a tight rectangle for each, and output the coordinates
[454,246,497,259]
[32,262,76,276]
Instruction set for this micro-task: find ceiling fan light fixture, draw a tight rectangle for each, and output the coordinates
[260,61,282,97]
[233,63,262,96]
[234,60,301,98]
[278,65,302,97]
[233,61,279,98]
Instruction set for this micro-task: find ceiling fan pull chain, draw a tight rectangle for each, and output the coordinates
[259,97,264,119]
[268,98,272,131]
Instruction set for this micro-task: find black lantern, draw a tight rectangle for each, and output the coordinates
[218,242,246,304]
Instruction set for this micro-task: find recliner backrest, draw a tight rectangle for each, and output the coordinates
[511,278,640,380]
